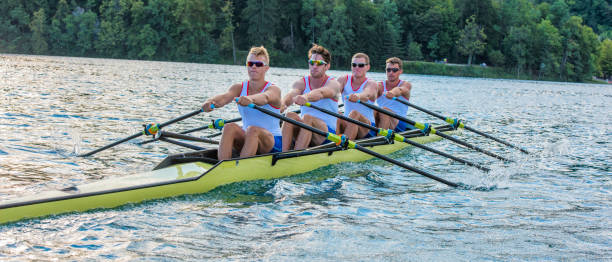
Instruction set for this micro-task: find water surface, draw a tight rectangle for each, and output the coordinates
[0,55,610,260]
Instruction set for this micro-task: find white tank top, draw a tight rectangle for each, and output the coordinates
[376,80,409,116]
[341,75,375,123]
[300,76,338,129]
[237,81,282,136]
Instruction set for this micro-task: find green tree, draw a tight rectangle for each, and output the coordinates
[457,15,486,65]
[75,11,98,55]
[242,0,280,47]
[48,0,72,55]
[171,0,218,62]
[0,2,30,52]
[95,0,129,58]
[559,16,600,81]
[532,19,561,78]
[599,39,612,79]
[29,8,48,54]
[505,25,531,77]
[318,2,353,68]
[377,0,403,65]
[406,41,424,61]
[488,49,505,66]
[218,0,237,64]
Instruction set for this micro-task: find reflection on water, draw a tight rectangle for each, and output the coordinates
[0,54,611,260]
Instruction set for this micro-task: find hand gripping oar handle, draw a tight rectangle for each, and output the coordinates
[246,102,459,188]
[393,98,530,154]
[304,102,490,172]
[356,100,511,162]
[79,109,203,157]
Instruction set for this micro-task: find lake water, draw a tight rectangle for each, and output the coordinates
[0,54,610,260]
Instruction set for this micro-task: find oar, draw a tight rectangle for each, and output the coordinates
[303,102,490,172]
[245,102,460,188]
[78,109,203,157]
[356,101,511,162]
[138,117,240,146]
[392,98,530,154]
[139,105,344,145]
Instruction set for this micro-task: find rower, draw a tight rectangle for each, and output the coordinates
[335,53,379,140]
[202,46,282,160]
[375,57,415,132]
[280,44,342,151]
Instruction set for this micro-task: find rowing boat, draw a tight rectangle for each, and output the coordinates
[0,125,458,224]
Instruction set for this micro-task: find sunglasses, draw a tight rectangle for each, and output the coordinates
[386,68,400,73]
[308,59,328,66]
[246,60,267,67]
[352,63,368,68]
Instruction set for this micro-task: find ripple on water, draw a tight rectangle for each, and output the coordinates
[0,55,611,260]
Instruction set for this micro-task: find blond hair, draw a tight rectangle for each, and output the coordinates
[386,57,403,68]
[248,46,269,64]
[352,53,370,64]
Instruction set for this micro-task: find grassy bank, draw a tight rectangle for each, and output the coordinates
[403,61,558,81]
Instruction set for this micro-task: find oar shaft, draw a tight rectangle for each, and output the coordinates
[159,109,203,128]
[249,103,458,187]
[354,144,458,187]
[80,109,204,157]
[161,131,219,144]
[401,139,491,172]
[396,99,530,154]
[306,103,489,172]
[79,133,142,157]
[357,100,511,162]
[435,131,510,162]
[464,125,530,154]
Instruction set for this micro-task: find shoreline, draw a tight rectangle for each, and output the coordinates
[2,53,608,85]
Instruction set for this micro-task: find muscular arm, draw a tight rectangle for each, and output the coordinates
[247,85,282,108]
[359,80,379,102]
[305,79,341,102]
[202,83,242,111]
[282,79,306,107]
[387,81,412,100]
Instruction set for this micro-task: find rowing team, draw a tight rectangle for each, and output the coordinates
[202,44,413,160]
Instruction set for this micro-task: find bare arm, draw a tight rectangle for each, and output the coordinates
[359,80,379,102]
[237,85,282,108]
[305,79,341,102]
[386,81,412,100]
[281,79,306,109]
[202,83,242,112]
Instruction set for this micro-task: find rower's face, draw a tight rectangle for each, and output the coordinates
[309,54,329,78]
[351,57,369,77]
[246,54,269,80]
[385,63,402,81]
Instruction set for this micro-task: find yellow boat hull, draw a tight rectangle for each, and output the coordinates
[0,127,456,224]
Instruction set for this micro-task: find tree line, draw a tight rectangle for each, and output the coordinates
[2,0,611,82]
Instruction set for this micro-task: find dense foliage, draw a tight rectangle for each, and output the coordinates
[1,0,610,82]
